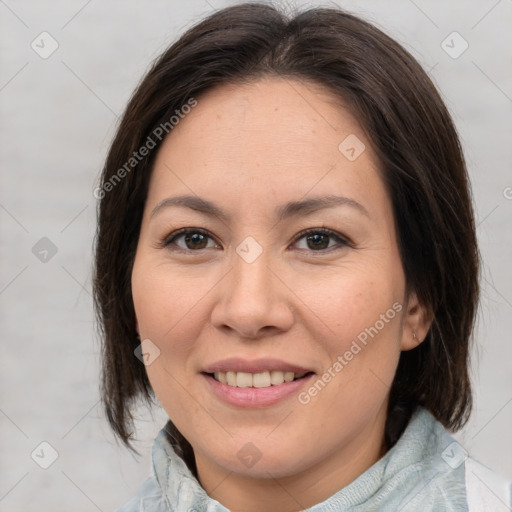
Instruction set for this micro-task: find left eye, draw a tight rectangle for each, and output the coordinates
[293,228,349,251]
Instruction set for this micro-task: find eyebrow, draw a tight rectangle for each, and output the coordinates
[150,194,370,222]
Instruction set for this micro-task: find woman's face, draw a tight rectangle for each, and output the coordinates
[131,77,428,504]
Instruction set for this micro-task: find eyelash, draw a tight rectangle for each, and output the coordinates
[159,227,352,254]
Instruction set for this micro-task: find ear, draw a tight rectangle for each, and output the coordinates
[400,291,432,351]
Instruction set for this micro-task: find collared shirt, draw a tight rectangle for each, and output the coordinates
[117,407,510,511]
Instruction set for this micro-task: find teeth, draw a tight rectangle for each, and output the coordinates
[253,371,271,388]
[270,370,285,385]
[226,371,236,386]
[284,371,295,382]
[236,372,253,388]
[212,370,307,388]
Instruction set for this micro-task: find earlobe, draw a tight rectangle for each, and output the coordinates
[400,291,432,351]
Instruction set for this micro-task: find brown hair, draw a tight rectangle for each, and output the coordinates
[93,2,480,459]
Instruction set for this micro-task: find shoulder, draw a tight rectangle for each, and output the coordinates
[465,456,512,512]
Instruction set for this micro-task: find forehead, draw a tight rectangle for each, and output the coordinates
[147,77,389,222]
[164,78,369,162]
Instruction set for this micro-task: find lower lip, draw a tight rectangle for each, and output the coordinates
[202,373,315,407]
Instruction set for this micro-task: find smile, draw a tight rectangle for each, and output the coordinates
[201,358,316,407]
[202,372,315,407]
[209,370,311,388]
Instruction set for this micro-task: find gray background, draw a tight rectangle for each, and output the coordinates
[1,0,511,510]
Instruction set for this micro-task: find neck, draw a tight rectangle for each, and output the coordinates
[195,405,388,512]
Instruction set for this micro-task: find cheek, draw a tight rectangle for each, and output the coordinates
[131,264,198,425]
[131,256,210,348]
[294,265,404,402]
[297,265,402,346]
[131,254,223,415]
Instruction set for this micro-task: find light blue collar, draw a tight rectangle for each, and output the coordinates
[120,406,468,511]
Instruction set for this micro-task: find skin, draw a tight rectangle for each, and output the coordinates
[131,77,432,512]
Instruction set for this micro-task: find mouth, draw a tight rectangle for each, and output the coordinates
[201,359,316,407]
[204,370,314,388]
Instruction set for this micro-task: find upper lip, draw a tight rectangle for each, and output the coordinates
[202,358,315,374]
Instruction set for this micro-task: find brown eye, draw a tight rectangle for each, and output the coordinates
[293,228,349,252]
[183,232,209,250]
[162,228,219,251]
[305,233,330,250]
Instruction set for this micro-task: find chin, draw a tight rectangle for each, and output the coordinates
[205,435,314,478]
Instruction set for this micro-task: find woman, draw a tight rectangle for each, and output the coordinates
[93,3,509,511]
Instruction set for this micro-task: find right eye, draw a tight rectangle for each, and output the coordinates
[161,228,220,252]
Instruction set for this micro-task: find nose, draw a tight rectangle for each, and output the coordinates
[210,249,294,340]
